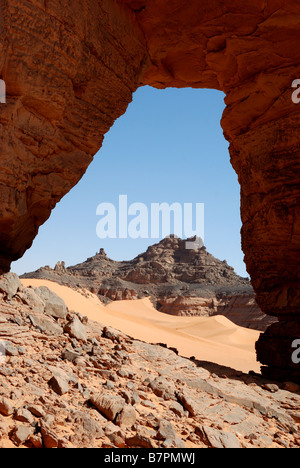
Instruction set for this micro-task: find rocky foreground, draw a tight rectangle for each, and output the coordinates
[21,237,276,332]
[0,273,299,449]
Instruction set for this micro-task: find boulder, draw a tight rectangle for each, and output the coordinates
[0,273,21,299]
[157,419,177,441]
[17,287,45,314]
[34,286,67,319]
[10,425,35,447]
[115,405,136,429]
[29,314,63,336]
[90,394,126,422]
[64,315,87,342]
[149,376,175,400]
[0,397,13,416]
[48,375,69,396]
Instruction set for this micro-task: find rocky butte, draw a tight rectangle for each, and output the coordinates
[21,236,276,332]
[0,1,299,381]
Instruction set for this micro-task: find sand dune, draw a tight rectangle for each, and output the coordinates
[21,279,261,374]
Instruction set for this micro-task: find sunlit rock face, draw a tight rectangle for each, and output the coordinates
[0,0,300,380]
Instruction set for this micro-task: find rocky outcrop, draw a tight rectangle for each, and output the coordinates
[23,236,251,287]
[0,0,147,272]
[0,1,299,379]
[217,296,277,332]
[0,272,300,448]
[156,296,217,318]
[22,237,273,331]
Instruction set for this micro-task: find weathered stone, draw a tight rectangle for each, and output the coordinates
[197,425,241,449]
[256,320,300,383]
[108,430,126,448]
[48,375,69,396]
[10,425,35,447]
[73,411,104,440]
[149,376,175,400]
[0,341,19,356]
[27,404,46,419]
[283,382,300,394]
[74,357,87,368]
[29,434,43,449]
[34,287,67,319]
[102,327,122,342]
[17,287,45,314]
[14,408,35,424]
[262,383,280,394]
[157,419,177,441]
[61,348,82,362]
[90,394,126,422]
[0,397,13,416]
[162,438,185,448]
[40,422,59,449]
[126,427,157,449]
[64,316,87,342]
[29,314,63,336]
[0,273,22,299]
[169,401,186,418]
[47,365,78,385]
[176,391,199,417]
[115,405,136,429]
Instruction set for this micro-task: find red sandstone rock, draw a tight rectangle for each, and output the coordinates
[0,0,299,379]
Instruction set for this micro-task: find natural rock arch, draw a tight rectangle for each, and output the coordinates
[0,0,299,381]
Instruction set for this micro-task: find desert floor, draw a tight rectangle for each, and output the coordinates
[21,279,261,374]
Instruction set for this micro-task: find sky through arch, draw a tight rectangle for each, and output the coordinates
[12,86,248,278]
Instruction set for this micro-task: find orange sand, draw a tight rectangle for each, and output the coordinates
[21,279,261,374]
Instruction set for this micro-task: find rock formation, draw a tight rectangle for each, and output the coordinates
[0,272,300,448]
[22,237,275,331]
[0,1,299,379]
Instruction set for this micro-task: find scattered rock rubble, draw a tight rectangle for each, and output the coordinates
[0,273,299,448]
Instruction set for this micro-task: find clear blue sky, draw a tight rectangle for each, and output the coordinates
[12,86,249,278]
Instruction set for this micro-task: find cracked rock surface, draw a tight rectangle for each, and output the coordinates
[0,274,300,448]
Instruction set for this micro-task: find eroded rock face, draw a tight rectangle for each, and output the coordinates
[22,237,271,330]
[0,0,147,271]
[0,1,299,379]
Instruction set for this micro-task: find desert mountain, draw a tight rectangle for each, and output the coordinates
[21,237,275,331]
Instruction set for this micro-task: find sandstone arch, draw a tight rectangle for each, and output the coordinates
[0,0,299,381]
